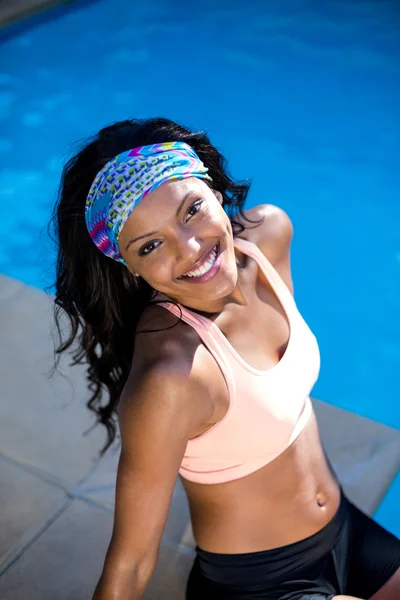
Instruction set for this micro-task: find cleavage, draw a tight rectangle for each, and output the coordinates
[211,274,291,371]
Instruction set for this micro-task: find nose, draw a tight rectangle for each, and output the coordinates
[174,233,204,272]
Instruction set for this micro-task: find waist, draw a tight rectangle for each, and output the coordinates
[183,409,340,552]
[195,488,349,588]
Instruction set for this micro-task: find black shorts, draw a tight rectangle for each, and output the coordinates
[186,490,400,599]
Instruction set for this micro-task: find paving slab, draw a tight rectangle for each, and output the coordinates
[0,497,194,600]
[0,454,65,561]
[0,275,105,484]
[0,276,25,303]
[70,444,119,508]
[0,498,113,600]
[313,398,400,514]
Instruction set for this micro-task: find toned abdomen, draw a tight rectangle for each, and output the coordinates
[182,408,341,553]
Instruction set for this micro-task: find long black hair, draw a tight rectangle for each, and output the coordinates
[50,117,258,455]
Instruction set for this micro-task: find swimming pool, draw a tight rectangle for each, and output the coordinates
[1,0,399,528]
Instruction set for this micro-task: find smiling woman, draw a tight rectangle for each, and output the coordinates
[50,117,400,600]
[50,118,253,455]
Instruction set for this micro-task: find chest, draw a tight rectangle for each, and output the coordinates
[211,250,292,371]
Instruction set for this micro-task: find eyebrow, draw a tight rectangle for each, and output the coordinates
[125,190,195,251]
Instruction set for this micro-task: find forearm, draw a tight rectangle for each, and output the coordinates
[92,559,155,600]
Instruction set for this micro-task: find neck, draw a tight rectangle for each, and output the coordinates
[156,275,247,316]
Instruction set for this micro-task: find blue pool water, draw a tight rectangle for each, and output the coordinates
[0,0,399,531]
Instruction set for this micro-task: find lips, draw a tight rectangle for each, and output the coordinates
[180,243,219,278]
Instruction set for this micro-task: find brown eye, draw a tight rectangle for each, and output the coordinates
[138,240,161,256]
[185,200,203,221]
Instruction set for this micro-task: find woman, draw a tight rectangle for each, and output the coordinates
[52,117,400,600]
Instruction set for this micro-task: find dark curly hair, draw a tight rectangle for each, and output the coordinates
[49,117,258,455]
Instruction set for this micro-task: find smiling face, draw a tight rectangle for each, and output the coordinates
[118,177,239,311]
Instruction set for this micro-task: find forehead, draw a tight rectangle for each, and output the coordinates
[119,177,210,238]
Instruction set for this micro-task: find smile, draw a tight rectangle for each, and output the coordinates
[180,242,221,282]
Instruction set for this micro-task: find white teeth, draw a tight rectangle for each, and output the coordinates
[182,245,218,278]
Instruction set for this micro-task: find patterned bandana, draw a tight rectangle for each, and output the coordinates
[85,141,212,263]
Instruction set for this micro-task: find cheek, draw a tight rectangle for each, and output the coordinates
[207,205,229,230]
[145,259,173,284]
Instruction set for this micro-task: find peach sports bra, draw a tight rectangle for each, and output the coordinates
[156,237,321,484]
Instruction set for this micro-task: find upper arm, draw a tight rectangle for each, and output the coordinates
[107,362,206,569]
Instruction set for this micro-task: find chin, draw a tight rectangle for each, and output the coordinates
[205,272,237,301]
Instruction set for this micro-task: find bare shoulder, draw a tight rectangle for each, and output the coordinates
[119,304,222,441]
[119,353,205,447]
[236,204,293,265]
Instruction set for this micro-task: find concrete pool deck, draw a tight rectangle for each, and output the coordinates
[0,274,399,599]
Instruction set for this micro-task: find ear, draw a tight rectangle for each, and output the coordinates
[126,264,140,277]
[214,190,223,204]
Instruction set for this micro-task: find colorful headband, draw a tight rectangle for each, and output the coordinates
[85,141,212,263]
